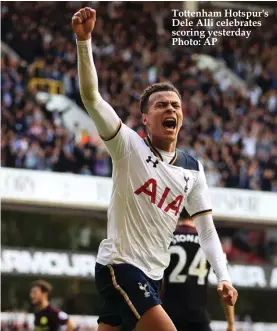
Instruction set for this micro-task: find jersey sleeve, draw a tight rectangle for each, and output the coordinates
[194,214,231,283]
[55,310,69,325]
[102,122,143,161]
[77,39,121,142]
[185,161,212,218]
[77,39,142,161]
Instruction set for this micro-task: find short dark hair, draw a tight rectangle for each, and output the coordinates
[140,83,182,113]
[31,280,52,295]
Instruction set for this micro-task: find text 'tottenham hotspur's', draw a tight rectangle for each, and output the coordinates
[171,8,269,46]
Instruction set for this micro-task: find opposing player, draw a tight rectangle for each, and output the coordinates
[72,7,238,331]
[162,209,236,331]
[30,280,77,331]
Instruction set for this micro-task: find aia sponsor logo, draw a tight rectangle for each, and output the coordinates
[134,178,183,216]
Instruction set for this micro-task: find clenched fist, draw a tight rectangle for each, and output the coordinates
[72,7,96,41]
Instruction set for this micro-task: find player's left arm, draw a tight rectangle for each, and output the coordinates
[184,162,238,306]
[56,311,77,331]
[65,319,77,331]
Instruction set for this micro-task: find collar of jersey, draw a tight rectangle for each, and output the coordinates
[144,136,178,165]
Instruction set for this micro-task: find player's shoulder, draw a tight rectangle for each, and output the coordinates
[121,123,142,137]
[175,149,200,172]
[34,305,59,319]
[121,123,146,145]
[46,304,60,314]
[47,305,69,320]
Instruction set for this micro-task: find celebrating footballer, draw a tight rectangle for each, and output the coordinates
[72,7,238,331]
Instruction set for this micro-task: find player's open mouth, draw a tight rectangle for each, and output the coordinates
[162,118,177,131]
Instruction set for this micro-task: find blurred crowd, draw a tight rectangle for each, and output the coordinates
[1,1,277,191]
[221,228,277,265]
[1,321,30,331]
[1,80,112,176]
[0,321,96,331]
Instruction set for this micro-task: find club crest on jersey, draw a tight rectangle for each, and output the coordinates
[146,156,158,168]
[138,282,150,298]
[134,179,183,216]
[184,176,189,193]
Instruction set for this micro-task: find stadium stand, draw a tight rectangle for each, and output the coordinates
[1,1,277,191]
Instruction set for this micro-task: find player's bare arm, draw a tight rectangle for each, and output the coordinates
[220,298,236,331]
[65,318,77,331]
[72,8,121,141]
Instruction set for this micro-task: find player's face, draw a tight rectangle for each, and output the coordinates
[142,91,183,143]
[30,286,44,305]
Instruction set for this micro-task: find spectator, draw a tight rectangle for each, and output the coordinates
[1,1,276,191]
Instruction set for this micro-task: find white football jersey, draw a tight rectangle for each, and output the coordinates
[96,123,212,280]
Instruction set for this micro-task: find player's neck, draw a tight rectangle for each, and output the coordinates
[178,219,194,228]
[38,300,49,310]
[150,136,177,153]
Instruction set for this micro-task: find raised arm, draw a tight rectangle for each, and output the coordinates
[72,8,120,140]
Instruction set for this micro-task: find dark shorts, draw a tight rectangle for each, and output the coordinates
[166,314,211,331]
[95,262,162,330]
[173,321,211,331]
[163,306,211,331]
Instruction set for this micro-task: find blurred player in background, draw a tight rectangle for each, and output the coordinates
[72,7,238,331]
[30,280,77,331]
[162,209,236,331]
